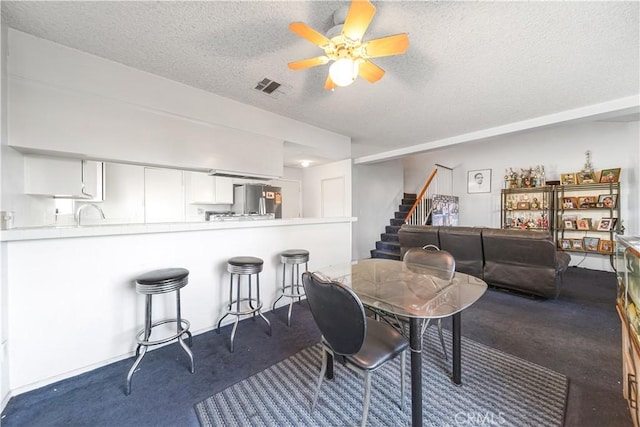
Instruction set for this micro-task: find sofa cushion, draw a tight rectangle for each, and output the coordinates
[437,226,484,278]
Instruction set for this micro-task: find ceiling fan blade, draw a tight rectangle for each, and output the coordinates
[324,74,337,91]
[358,60,385,83]
[288,56,330,70]
[289,22,332,48]
[362,33,410,58]
[342,0,376,43]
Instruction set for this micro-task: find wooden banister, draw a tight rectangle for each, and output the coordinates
[404,168,438,223]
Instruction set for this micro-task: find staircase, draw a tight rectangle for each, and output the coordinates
[370,193,417,260]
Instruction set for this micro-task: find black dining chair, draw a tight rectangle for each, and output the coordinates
[402,244,456,360]
[302,272,408,427]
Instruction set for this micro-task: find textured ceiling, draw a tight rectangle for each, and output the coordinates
[2,1,639,167]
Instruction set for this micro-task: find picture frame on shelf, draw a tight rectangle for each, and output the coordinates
[571,239,584,250]
[516,202,530,210]
[597,218,614,231]
[577,170,597,184]
[578,196,596,208]
[598,194,617,208]
[561,173,576,185]
[562,197,577,209]
[467,169,491,194]
[576,219,591,230]
[564,220,575,230]
[561,239,571,250]
[599,168,621,183]
[583,237,600,252]
[598,239,614,254]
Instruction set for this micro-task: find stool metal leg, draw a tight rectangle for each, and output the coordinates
[248,275,255,317]
[176,289,195,373]
[286,264,296,326]
[216,273,234,333]
[271,263,288,311]
[256,273,271,335]
[125,294,152,395]
[230,273,241,352]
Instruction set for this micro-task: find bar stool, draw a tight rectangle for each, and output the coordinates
[125,268,194,395]
[216,256,271,352]
[272,249,309,326]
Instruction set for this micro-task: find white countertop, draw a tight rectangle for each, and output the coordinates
[0,217,357,242]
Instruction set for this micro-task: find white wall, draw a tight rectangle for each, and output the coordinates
[401,120,639,271]
[352,160,404,260]
[0,16,8,412]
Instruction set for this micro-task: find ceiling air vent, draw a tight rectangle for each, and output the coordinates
[254,78,282,96]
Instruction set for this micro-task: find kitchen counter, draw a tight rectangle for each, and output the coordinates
[1,216,355,395]
[0,217,357,242]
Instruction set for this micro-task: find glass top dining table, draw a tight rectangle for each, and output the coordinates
[316,258,488,427]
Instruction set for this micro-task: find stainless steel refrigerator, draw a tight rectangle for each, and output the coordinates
[232,184,282,218]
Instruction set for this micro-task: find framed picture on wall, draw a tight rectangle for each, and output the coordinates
[467,169,491,194]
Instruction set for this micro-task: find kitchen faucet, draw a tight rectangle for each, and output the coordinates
[75,203,106,226]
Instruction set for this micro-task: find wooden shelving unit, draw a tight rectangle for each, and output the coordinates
[617,236,640,426]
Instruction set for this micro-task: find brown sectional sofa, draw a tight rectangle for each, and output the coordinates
[398,225,571,298]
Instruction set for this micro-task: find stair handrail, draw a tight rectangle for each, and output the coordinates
[404,167,438,224]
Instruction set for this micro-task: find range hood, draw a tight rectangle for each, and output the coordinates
[208,169,279,181]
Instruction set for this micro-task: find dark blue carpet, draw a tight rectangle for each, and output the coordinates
[0,267,632,427]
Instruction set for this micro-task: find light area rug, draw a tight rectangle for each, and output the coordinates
[195,328,568,427]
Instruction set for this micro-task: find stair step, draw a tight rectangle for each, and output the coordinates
[395,211,410,219]
[386,225,401,234]
[404,193,417,199]
[390,218,405,226]
[370,249,401,261]
[376,241,400,252]
[381,233,399,242]
[401,198,416,205]
[398,204,413,212]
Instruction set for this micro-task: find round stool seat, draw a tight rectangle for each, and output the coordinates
[281,249,310,264]
[135,268,189,294]
[227,256,264,275]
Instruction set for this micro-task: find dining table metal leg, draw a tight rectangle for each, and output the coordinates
[410,317,422,427]
[325,352,334,380]
[452,312,462,385]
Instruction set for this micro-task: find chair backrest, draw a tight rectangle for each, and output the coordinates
[302,272,366,356]
[403,246,456,281]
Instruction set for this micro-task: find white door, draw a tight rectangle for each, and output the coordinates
[321,176,345,218]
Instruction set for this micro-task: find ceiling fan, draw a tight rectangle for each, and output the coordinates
[288,0,409,90]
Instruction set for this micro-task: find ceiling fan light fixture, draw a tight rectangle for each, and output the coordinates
[329,58,359,87]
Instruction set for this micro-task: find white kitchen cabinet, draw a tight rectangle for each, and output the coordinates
[24,156,103,200]
[185,172,233,204]
[214,177,234,204]
[144,167,184,223]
